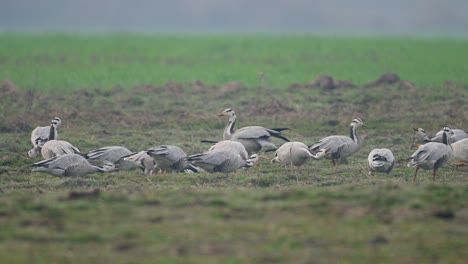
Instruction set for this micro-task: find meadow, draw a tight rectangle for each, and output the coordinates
[0,34,467,263]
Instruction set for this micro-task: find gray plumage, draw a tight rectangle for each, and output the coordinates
[32,154,116,177]
[188,140,258,173]
[86,146,133,165]
[309,118,365,166]
[413,127,468,144]
[146,145,199,173]
[407,127,453,181]
[123,151,157,175]
[30,117,61,147]
[218,108,289,155]
[367,148,395,175]
[271,142,329,167]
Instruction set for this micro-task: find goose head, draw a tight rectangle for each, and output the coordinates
[52,117,62,128]
[101,162,117,172]
[412,127,431,143]
[314,148,330,159]
[350,118,365,128]
[217,108,236,117]
[27,145,41,158]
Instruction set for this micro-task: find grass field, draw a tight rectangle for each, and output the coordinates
[0,34,467,263]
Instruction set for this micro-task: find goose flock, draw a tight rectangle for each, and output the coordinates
[28,109,468,181]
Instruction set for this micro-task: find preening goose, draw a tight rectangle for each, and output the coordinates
[413,127,468,144]
[367,148,395,175]
[271,142,329,167]
[28,139,80,159]
[30,117,61,147]
[309,118,365,166]
[146,145,199,173]
[217,108,289,155]
[32,154,116,177]
[188,140,258,173]
[122,151,157,175]
[407,127,453,181]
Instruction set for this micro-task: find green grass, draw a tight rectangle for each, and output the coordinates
[1,34,468,91]
[0,34,468,263]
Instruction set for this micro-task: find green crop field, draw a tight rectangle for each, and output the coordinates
[0,34,467,263]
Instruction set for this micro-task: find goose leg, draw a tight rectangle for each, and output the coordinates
[432,169,437,181]
[412,166,420,182]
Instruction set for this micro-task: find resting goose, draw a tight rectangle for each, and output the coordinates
[271,142,329,167]
[367,148,395,175]
[188,140,258,173]
[28,139,80,159]
[217,108,289,155]
[407,127,453,181]
[32,153,116,177]
[146,145,199,173]
[450,138,468,167]
[86,146,133,165]
[309,118,365,166]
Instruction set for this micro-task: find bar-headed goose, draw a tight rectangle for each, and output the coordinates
[217,108,289,155]
[146,145,199,173]
[407,127,453,181]
[271,142,329,167]
[367,148,395,176]
[413,127,467,144]
[86,146,133,165]
[122,151,157,175]
[188,140,258,173]
[28,139,80,159]
[32,154,116,177]
[450,138,468,167]
[309,118,365,166]
[30,117,61,147]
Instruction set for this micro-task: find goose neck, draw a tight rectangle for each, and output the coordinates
[350,125,360,144]
[224,114,236,140]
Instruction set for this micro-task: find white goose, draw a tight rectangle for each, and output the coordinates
[450,138,468,167]
[407,127,453,181]
[367,148,395,176]
[309,118,365,166]
[32,154,116,177]
[188,140,258,173]
[217,108,289,155]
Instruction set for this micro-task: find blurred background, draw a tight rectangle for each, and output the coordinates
[1,0,468,36]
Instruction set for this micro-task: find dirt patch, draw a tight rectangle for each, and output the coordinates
[289,74,356,91]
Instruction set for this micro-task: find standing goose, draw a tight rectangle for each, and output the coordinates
[309,118,365,166]
[188,140,259,173]
[27,118,61,158]
[413,127,467,144]
[271,142,329,167]
[367,148,395,176]
[217,108,289,155]
[122,151,157,175]
[407,127,453,181]
[32,154,116,177]
[146,145,199,173]
[30,117,61,147]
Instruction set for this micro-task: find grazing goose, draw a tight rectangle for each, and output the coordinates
[217,108,289,155]
[28,139,80,159]
[86,146,133,165]
[367,148,395,175]
[450,138,468,167]
[188,140,259,173]
[32,154,116,177]
[146,145,199,173]
[271,142,329,167]
[407,127,453,181]
[122,151,157,175]
[413,127,468,144]
[309,118,365,166]
[30,117,61,147]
